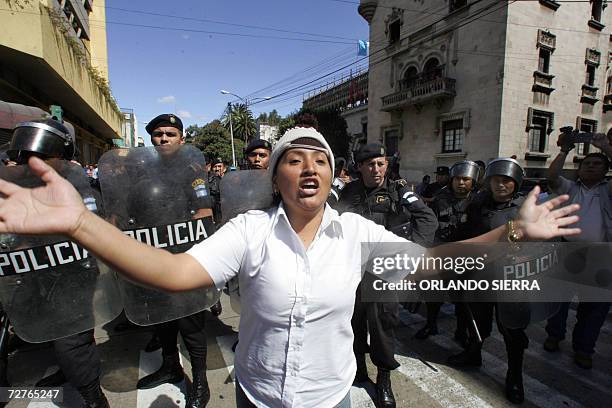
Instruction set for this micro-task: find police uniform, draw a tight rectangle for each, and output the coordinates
[332,143,437,408]
[420,166,450,202]
[415,185,473,341]
[135,114,212,408]
[450,158,528,404]
[208,158,223,223]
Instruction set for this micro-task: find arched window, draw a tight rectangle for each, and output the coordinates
[402,66,419,89]
[423,58,442,80]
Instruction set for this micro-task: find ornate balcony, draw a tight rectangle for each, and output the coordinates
[381,77,456,111]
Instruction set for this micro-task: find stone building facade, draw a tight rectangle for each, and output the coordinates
[0,0,123,164]
[358,0,612,181]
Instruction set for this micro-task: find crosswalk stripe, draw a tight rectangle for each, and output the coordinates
[434,303,612,396]
[399,310,587,408]
[136,350,186,408]
[394,353,494,408]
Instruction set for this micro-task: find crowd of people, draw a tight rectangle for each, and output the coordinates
[0,112,608,408]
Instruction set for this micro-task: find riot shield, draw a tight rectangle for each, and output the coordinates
[220,170,274,314]
[0,160,122,342]
[99,145,219,325]
[220,170,274,224]
[496,242,562,329]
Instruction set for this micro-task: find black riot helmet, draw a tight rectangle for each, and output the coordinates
[484,158,524,192]
[7,119,75,164]
[450,160,480,181]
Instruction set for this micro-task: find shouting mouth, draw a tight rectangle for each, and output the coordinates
[299,178,320,197]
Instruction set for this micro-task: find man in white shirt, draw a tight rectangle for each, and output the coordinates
[544,132,612,369]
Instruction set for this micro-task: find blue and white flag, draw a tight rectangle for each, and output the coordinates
[358,40,369,56]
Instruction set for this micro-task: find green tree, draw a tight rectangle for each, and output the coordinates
[187,120,245,165]
[222,103,257,143]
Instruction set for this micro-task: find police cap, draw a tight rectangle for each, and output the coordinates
[434,166,450,175]
[245,139,272,154]
[355,143,386,163]
[145,114,183,135]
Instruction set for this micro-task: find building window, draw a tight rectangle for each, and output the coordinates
[384,129,399,156]
[442,119,464,153]
[388,19,400,44]
[529,116,548,152]
[589,0,606,30]
[423,57,443,81]
[402,66,419,89]
[592,0,603,22]
[586,64,597,86]
[526,108,554,152]
[449,0,468,12]
[538,48,551,73]
[577,118,597,155]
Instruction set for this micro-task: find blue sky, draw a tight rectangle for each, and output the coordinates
[105,0,369,138]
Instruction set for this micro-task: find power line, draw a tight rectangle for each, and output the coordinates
[251,0,494,105]
[101,5,360,42]
[253,0,514,109]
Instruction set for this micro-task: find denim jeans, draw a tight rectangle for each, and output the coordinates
[545,302,611,354]
[235,380,352,408]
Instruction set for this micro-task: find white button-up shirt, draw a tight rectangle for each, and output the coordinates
[186,203,414,407]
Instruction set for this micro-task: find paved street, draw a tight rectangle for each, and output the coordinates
[6,295,612,408]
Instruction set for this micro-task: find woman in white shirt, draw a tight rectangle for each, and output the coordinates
[0,127,580,408]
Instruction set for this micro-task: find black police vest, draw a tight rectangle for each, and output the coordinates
[468,193,524,235]
[433,187,471,243]
[357,180,408,229]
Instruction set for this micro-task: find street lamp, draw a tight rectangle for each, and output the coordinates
[221,90,271,168]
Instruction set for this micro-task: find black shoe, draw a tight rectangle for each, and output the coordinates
[376,369,396,408]
[144,334,161,353]
[137,354,184,389]
[36,369,67,387]
[186,369,210,408]
[447,343,482,368]
[354,354,369,384]
[414,324,438,340]
[78,380,109,408]
[210,300,222,317]
[505,370,524,404]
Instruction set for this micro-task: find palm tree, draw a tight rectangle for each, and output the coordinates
[222,103,257,143]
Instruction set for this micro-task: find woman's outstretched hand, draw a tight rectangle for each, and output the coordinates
[516,186,581,241]
[0,157,87,236]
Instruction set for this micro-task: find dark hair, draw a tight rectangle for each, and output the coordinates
[578,152,610,170]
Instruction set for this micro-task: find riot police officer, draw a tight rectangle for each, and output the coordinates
[415,160,480,343]
[245,139,272,170]
[421,165,450,203]
[208,157,224,224]
[448,158,528,404]
[6,119,109,408]
[136,114,212,408]
[332,143,438,408]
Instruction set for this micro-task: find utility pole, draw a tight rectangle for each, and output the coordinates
[227,102,236,168]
